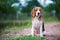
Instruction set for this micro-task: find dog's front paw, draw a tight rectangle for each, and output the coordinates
[32,34,34,37]
[43,31,46,36]
[40,34,43,37]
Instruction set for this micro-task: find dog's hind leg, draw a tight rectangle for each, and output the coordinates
[42,23,46,36]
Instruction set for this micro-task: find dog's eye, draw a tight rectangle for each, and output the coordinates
[35,9,37,11]
[39,9,41,11]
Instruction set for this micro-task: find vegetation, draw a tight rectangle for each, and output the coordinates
[49,0,60,19]
[57,37,60,40]
[0,0,60,40]
[0,17,59,35]
[6,35,44,40]
[0,0,19,13]
[21,0,43,16]
[0,20,31,35]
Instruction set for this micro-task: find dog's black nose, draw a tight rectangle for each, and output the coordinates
[38,13,40,15]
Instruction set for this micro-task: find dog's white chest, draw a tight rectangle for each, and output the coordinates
[32,18,42,27]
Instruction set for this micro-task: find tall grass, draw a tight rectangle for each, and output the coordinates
[6,35,44,40]
[0,20,31,35]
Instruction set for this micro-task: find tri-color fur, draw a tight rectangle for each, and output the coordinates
[31,7,46,37]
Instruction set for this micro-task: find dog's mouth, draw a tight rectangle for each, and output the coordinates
[36,13,42,17]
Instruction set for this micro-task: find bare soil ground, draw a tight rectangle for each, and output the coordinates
[0,22,60,40]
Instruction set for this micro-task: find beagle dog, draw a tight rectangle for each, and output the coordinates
[31,7,46,37]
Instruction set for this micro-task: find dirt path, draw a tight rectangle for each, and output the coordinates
[0,22,60,40]
[44,22,60,40]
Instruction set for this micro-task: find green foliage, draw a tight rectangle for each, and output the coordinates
[0,20,31,27]
[52,0,60,19]
[6,35,44,40]
[44,17,59,22]
[44,4,55,13]
[57,37,60,40]
[55,0,60,19]
[0,27,10,35]
[21,0,43,16]
[0,0,19,13]
[45,0,60,20]
[0,20,31,35]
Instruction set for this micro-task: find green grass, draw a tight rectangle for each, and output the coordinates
[6,35,44,40]
[0,26,20,35]
[44,17,59,22]
[57,37,60,40]
[0,20,31,35]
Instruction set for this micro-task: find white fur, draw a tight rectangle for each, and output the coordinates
[40,23,43,37]
[36,9,41,16]
[31,17,43,37]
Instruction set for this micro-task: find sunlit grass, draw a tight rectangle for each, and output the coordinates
[6,35,44,40]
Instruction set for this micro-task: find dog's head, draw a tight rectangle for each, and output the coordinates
[31,7,43,17]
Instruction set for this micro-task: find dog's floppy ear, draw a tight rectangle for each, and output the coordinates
[31,8,36,17]
[41,8,43,14]
[40,8,43,17]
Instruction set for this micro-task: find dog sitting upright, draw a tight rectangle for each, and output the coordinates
[31,7,46,37]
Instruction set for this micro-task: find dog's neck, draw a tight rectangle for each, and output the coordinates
[33,16,42,21]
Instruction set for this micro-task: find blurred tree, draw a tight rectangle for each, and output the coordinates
[52,0,60,19]
[21,0,43,16]
[0,0,19,14]
[43,4,55,17]
[45,4,55,13]
[0,0,19,20]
